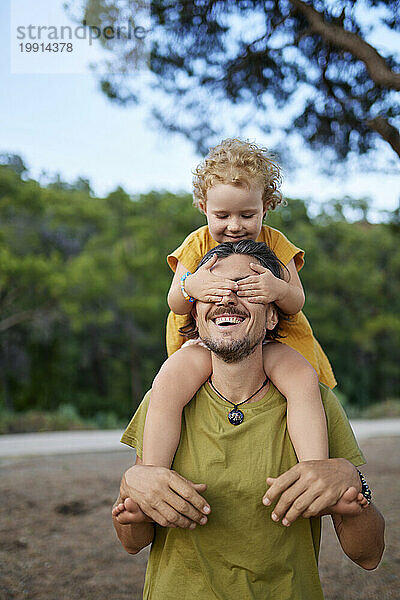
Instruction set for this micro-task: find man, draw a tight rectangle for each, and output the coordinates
[113,241,384,599]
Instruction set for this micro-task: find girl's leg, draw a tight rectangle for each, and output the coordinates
[143,344,212,467]
[263,343,366,514]
[262,342,328,461]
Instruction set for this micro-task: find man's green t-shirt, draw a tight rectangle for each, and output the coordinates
[121,382,364,600]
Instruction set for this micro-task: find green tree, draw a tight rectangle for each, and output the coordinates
[0,163,205,417]
[67,0,399,166]
[270,197,400,406]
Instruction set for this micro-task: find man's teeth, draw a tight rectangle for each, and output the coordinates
[214,316,244,326]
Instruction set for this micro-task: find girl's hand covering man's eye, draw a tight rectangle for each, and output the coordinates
[184,254,238,303]
[236,262,286,305]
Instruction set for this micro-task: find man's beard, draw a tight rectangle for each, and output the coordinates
[201,332,264,364]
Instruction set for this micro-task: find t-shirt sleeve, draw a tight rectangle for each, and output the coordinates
[120,390,151,459]
[321,385,365,466]
[263,227,305,272]
[167,226,208,274]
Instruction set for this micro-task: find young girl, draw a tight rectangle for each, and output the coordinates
[114,139,366,521]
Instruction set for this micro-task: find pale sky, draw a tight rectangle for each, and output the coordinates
[1,0,399,221]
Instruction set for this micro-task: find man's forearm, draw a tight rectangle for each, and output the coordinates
[332,504,385,570]
[112,497,154,555]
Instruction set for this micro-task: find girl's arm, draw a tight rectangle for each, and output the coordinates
[168,261,196,315]
[237,258,305,315]
[167,257,238,315]
[143,344,212,467]
[275,258,305,315]
[262,342,328,461]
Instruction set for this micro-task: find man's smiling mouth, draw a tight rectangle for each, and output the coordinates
[209,308,248,327]
[214,315,245,326]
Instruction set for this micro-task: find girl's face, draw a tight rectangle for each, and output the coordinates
[200,184,265,243]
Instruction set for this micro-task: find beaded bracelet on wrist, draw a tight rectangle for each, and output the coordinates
[357,469,372,504]
[180,271,194,302]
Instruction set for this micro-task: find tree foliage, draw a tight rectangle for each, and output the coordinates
[0,160,204,416]
[0,160,399,419]
[68,0,400,167]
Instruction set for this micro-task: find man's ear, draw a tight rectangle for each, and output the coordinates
[265,305,278,330]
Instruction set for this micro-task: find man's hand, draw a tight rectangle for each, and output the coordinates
[120,464,211,529]
[236,262,287,304]
[184,254,238,302]
[262,458,361,526]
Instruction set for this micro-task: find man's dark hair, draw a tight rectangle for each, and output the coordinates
[180,240,289,341]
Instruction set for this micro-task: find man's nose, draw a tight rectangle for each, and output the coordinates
[217,289,238,305]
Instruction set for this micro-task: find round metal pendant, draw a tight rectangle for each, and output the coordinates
[228,408,244,425]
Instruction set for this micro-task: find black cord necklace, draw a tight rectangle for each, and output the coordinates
[208,376,269,425]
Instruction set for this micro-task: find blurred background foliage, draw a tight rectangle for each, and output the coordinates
[0,156,399,431]
[66,0,400,169]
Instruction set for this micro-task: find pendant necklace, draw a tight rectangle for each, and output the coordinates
[208,376,269,426]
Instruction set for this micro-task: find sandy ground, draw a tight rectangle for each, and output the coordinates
[0,436,398,600]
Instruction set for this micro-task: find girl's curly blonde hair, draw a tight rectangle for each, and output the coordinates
[192,139,283,211]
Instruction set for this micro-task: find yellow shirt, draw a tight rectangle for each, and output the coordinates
[121,383,363,599]
[166,225,336,388]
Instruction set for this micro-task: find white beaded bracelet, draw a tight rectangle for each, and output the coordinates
[180,271,194,302]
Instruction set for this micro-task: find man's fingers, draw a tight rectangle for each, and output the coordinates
[169,473,211,515]
[163,489,208,524]
[279,489,322,525]
[160,500,197,529]
[301,486,359,519]
[301,493,340,519]
[264,460,362,524]
[142,499,192,528]
[121,465,210,530]
[268,480,311,522]
[192,482,208,492]
[263,467,300,506]
[138,491,195,528]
